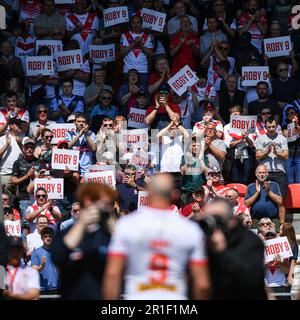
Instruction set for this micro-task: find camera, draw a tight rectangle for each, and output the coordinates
[199,215,228,237]
[98,208,111,234]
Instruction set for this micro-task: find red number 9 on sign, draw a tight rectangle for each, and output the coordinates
[122,10,126,18]
[47,61,52,71]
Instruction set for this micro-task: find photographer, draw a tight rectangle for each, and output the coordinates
[199,198,267,300]
[51,183,118,300]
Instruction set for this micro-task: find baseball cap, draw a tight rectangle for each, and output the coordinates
[67,114,76,123]
[208,166,221,174]
[22,137,35,146]
[158,84,170,93]
[137,89,147,97]
[248,54,259,63]
[8,236,24,248]
[57,140,69,148]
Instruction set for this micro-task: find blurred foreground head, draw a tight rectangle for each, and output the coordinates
[147,173,178,209]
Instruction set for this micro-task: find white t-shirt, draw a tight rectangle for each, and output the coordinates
[5,264,40,295]
[160,135,184,173]
[120,31,153,73]
[26,229,43,254]
[167,15,198,35]
[108,206,208,300]
[0,134,22,174]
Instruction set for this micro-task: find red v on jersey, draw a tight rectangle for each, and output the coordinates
[68,13,96,41]
[124,32,149,58]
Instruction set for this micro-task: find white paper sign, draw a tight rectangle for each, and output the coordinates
[55,49,83,72]
[128,108,148,129]
[287,122,299,142]
[103,6,129,28]
[36,40,63,55]
[264,236,293,263]
[89,44,115,63]
[0,5,6,30]
[55,0,74,3]
[241,66,269,86]
[86,165,116,173]
[51,149,79,171]
[85,170,116,188]
[4,220,21,237]
[141,8,166,32]
[34,178,64,199]
[168,65,199,96]
[138,191,149,208]
[130,149,149,169]
[119,129,148,147]
[264,36,291,58]
[26,56,54,76]
[48,123,76,144]
[230,115,257,134]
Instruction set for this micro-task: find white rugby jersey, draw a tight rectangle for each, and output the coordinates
[108,206,208,300]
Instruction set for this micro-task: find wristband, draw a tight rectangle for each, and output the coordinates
[176,121,183,127]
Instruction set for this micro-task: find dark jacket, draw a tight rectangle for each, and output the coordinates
[206,220,267,300]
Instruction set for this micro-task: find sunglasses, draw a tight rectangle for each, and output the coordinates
[24,144,35,149]
[2,198,9,201]
[220,47,229,51]
[44,135,53,139]
[38,110,48,114]
[102,96,112,100]
[37,194,47,199]
[72,209,80,212]
[103,123,113,127]
[261,112,271,115]
[278,68,288,72]
[260,222,272,227]
[159,91,168,94]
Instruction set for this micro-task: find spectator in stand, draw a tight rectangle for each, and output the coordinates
[66,113,96,176]
[117,68,146,115]
[199,15,227,58]
[31,227,60,295]
[11,137,38,217]
[3,206,22,237]
[116,164,146,213]
[255,107,282,138]
[148,55,171,102]
[216,74,246,124]
[84,68,113,120]
[120,15,153,88]
[65,0,99,55]
[272,62,300,108]
[180,186,206,220]
[33,0,65,39]
[0,92,29,135]
[25,187,61,233]
[247,81,281,123]
[3,236,40,300]
[225,188,250,217]
[258,217,276,241]
[2,191,21,221]
[60,202,81,231]
[203,167,230,201]
[26,215,49,258]
[167,0,198,36]
[237,0,267,54]
[278,223,299,288]
[282,106,300,184]
[244,164,282,230]
[145,84,180,130]
[223,105,255,184]
[255,117,288,227]
[29,105,55,143]
[0,77,25,108]
[50,79,84,123]
[170,15,199,74]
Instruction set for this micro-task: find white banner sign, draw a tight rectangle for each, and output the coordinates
[130,149,149,169]
[120,129,148,147]
[128,108,148,129]
[141,8,166,32]
[89,44,115,63]
[48,123,76,144]
[168,65,199,96]
[103,6,129,28]
[138,191,149,208]
[264,236,293,264]
[55,49,83,72]
[36,40,63,55]
[26,56,54,76]
[264,36,291,58]
[230,115,257,134]
[85,170,116,189]
[34,178,64,199]
[287,122,299,142]
[51,149,79,171]
[0,5,6,30]
[4,220,21,237]
[241,66,269,86]
[86,165,116,173]
[55,0,74,3]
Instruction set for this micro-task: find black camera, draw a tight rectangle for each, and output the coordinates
[98,208,111,234]
[199,215,228,237]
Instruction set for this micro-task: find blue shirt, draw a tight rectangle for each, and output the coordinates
[31,246,60,291]
[244,181,281,219]
[90,104,117,122]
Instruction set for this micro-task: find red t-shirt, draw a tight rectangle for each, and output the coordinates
[181,201,205,218]
[170,31,199,74]
[148,72,169,103]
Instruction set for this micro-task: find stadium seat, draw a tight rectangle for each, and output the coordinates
[285,184,300,209]
[226,183,248,197]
